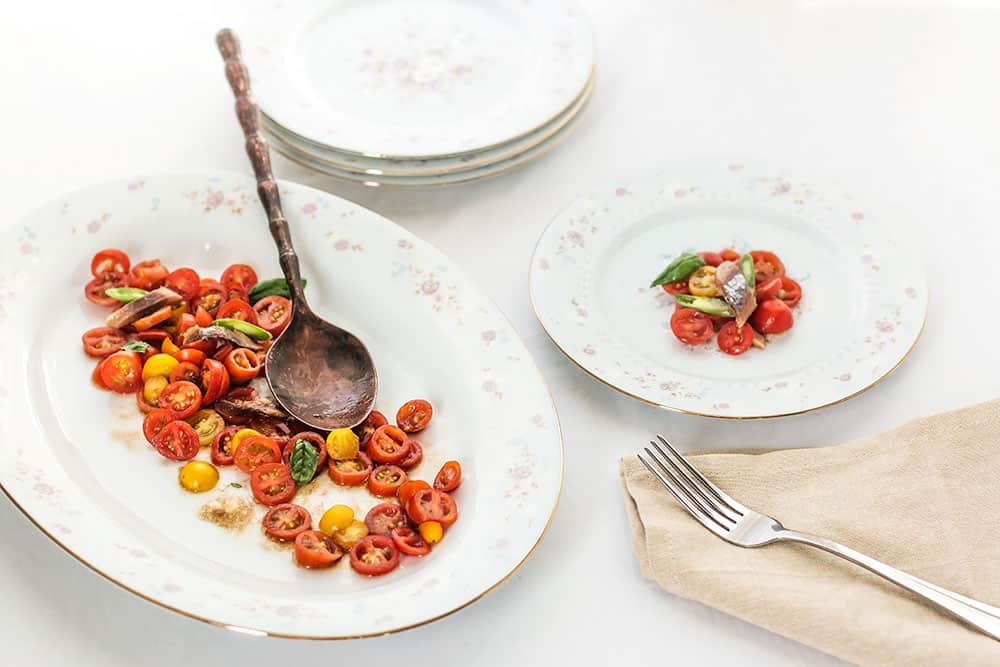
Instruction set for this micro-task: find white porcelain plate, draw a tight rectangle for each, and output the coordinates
[529,164,928,418]
[239,0,594,158]
[0,173,562,637]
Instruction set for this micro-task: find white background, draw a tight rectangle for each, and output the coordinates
[3,1,1000,664]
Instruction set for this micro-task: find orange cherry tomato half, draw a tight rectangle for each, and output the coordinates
[235,435,283,474]
[85,271,127,307]
[328,452,373,486]
[262,503,312,542]
[368,425,412,464]
[82,327,127,357]
[90,248,131,277]
[217,298,258,325]
[368,464,408,497]
[670,308,714,345]
[396,399,433,433]
[751,299,794,335]
[349,535,399,576]
[433,461,462,492]
[220,264,259,294]
[193,278,226,315]
[128,259,169,291]
[151,420,200,461]
[99,351,143,393]
[175,347,207,365]
[225,348,261,384]
[720,248,741,262]
[717,321,754,355]
[194,305,213,328]
[253,295,292,336]
[295,530,343,568]
[157,380,203,419]
[397,479,431,507]
[406,488,458,528]
[390,526,430,556]
[250,462,296,506]
[164,267,200,302]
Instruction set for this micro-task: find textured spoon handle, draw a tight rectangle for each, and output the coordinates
[215,28,308,310]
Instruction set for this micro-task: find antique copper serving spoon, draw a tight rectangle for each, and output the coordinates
[215,28,377,430]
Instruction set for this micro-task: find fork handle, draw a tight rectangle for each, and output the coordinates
[781,530,1000,640]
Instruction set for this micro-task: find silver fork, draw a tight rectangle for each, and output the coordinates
[638,436,1000,641]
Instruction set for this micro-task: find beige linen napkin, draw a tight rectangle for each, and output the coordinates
[621,400,1000,666]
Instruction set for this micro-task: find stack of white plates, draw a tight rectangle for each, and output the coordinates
[240,0,595,187]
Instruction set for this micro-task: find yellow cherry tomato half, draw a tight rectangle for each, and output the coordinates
[319,504,355,536]
[186,409,226,447]
[141,353,179,381]
[142,375,169,405]
[229,428,262,457]
[178,460,219,493]
[688,265,719,297]
[332,519,369,549]
[161,338,181,356]
[326,428,360,461]
[418,521,443,544]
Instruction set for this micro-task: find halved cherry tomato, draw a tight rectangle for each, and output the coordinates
[85,271,127,307]
[328,453,373,486]
[200,358,230,405]
[434,461,462,492]
[169,361,201,385]
[142,409,175,444]
[406,488,458,528]
[194,306,213,328]
[282,432,328,472]
[364,503,408,536]
[750,250,785,285]
[82,327,127,357]
[221,264,258,294]
[349,535,399,576]
[250,462,296,506]
[391,526,430,556]
[398,480,431,507]
[193,278,226,315]
[213,343,234,362]
[142,375,168,406]
[164,267,200,302]
[368,425,412,464]
[354,410,388,447]
[720,248,741,262]
[211,425,240,465]
[396,399,433,433]
[398,439,422,470]
[775,276,802,308]
[295,530,343,568]
[217,298,258,325]
[263,503,312,542]
[368,464,407,497]
[175,313,197,340]
[670,308,714,345]
[699,251,723,267]
[661,280,689,295]
[751,299,794,334]
[253,296,292,336]
[186,409,225,446]
[136,385,161,413]
[151,420,200,460]
[235,435,283,474]
[132,305,172,332]
[158,380,202,419]
[717,320,754,355]
[90,249,130,277]
[756,276,782,301]
[226,286,249,302]
[92,360,109,390]
[99,350,143,393]
[688,265,719,297]
[128,259,169,290]
[175,347,207,365]
[225,348,261,384]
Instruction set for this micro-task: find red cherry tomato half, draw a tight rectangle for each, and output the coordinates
[82,327,127,357]
[282,432,328,472]
[349,535,399,576]
[135,329,170,343]
[670,307,714,345]
[433,460,462,492]
[85,271,128,307]
[253,296,292,336]
[776,277,802,308]
[90,249,131,277]
[368,464,408,497]
[354,410,388,447]
[216,298,258,325]
[92,360,109,390]
[720,248,741,262]
[211,425,240,466]
[200,359,230,405]
[99,351,143,393]
[406,488,458,527]
[157,380,203,419]
[391,526,430,557]
[364,503,408,536]
[136,387,160,413]
[396,399,433,433]
[164,267,200,302]
[295,530,343,568]
[398,480,431,507]
[717,321,754,355]
[225,348,261,384]
[398,439,423,470]
[368,425,412,464]
[193,278,226,315]
[660,280,689,295]
[262,503,312,542]
[749,250,786,285]
[699,251,723,267]
[220,264,258,294]
[194,305,213,328]
[132,305,172,332]
[235,435,283,474]
[151,420,200,460]
[250,462,297,506]
[328,452,374,486]
[142,409,176,444]
[128,259,169,290]
[756,276,782,301]
[751,299,794,335]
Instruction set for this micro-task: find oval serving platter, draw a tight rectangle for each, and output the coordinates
[529,163,928,418]
[0,173,562,637]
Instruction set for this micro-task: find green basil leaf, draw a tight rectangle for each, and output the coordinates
[649,253,705,287]
[289,439,319,486]
[247,278,307,305]
[211,318,273,341]
[739,253,756,290]
[122,341,151,354]
[105,287,149,302]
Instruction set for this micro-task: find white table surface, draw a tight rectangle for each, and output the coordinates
[3,1,999,664]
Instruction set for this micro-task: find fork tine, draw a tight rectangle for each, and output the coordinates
[649,438,742,523]
[642,447,732,533]
[656,435,747,516]
[637,453,728,537]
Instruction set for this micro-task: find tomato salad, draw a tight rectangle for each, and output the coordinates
[83,248,462,576]
[650,248,802,355]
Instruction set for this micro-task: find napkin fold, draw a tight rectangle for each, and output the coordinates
[620,400,1000,666]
